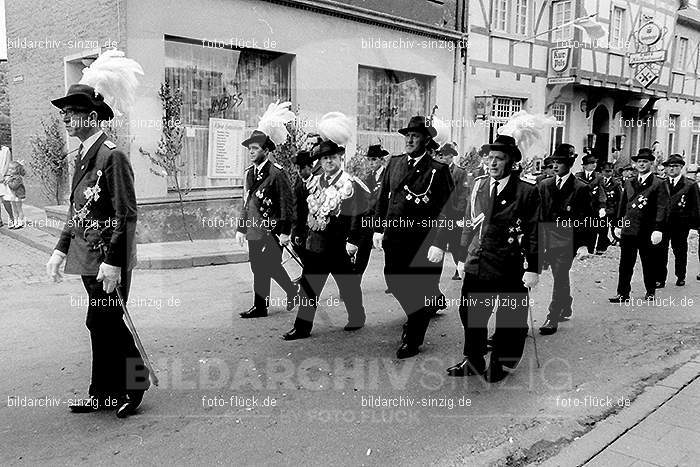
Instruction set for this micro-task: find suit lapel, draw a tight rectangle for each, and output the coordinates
[71,133,107,197]
[395,154,429,192]
[248,161,270,195]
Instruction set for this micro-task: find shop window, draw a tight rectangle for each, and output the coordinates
[357,66,432,133]
[489,97,523,143]
[164,38,292,189]
[491,0,530,35]
[549,103,568,154]
[552,0,574,43]
[667,114,679,156]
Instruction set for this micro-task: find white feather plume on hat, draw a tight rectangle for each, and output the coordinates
[318,112,353,148]
[257,100,296,145]
[430,114,451,146]
[497,111,556,163]
[79,49,144,117]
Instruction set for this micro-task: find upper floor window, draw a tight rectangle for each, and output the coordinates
[609,7,626,50]
[489,97,523,143]
[492,0,530,35]
[676,37,689,70]
[552,0,574,43]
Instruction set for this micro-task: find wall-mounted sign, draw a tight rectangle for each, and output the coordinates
[637,22,662,46]
[628,50,666,65]
[207,118,246,179]
[547,77,576,85]
[634,63,661,88]
[550,47,571,73]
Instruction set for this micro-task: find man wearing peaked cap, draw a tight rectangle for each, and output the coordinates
[609,148,669,302]
[46,51,149,418]
[537,144,593,335]
[655,154,700,287]
[373,115,454,359]
[575,153,608,253]
[353,144,389,278]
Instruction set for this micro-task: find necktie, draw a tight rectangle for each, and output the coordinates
[557,178,563,190]
[488,180,499,220]
[78,143,84,161]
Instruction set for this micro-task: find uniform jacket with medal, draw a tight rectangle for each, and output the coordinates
[537,175,593,254]
[361,165,384,217]
[373,154,454,250]
[304,170,369,254]
[237,160,294,241]
[449,163,469,221]
[602,176,622,217]
[55,133,137,275]
[665,176,700,230]
[459,174,540,281]
[576,170,607,211]
[616,173,669,237]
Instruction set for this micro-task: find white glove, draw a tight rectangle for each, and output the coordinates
[96,263,121,294]
[372,232,384,250]
[457,261,465,279]
[278,233,290,247]
[522,272,539,288]
[46,250,66,283]
[598,208,606,218]
[651,231,662,245]
[427,246,444,263]
[614,227,622,238]
[346,242,358,257]
[235,231,246,247]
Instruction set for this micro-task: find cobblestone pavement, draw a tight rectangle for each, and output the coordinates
[0,234,61,286]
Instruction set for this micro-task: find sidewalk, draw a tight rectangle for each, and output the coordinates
[0,204,248,269]
[541,355,700,467]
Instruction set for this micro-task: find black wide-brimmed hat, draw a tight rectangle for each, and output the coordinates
[292,150,312,167]
[315,140,344,159]
[482,134,522,162]
[581,154,597,165]
[398,116,437,138]
[631,147,654,162]
[662,154,685,166]
[601,161,614,170]
[365,144,388,159]
[51,83,114,120]
[242,130,275,151]
[550,143,577,162]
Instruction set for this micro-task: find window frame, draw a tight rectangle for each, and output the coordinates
[609,6,626,51]
[551,0,574,44]
[491,0,531,36]
[676,37,689,71]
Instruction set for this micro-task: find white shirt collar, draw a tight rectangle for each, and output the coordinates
[254,158,269,171]
[584,170,594,178]
[638,171,652,184]
[670,174,682,185]
[490,174,510,195]
[408,152,425,165]
[556,172,571,186]
[80,130,104,159]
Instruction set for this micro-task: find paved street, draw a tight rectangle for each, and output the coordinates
[1,233,700,465]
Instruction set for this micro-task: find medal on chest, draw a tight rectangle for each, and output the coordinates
[404,168,436,204]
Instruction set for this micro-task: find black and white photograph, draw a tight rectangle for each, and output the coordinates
[2,0,700,465]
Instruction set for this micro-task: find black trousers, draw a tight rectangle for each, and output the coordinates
[383,234,442,347]
[295,246,365,332]
[658,228,690,283]
[616,233,656,296]
[593,217,611,252]
[81,270,149,399]
[545,247,574,319]
[248,235,296,310]
[459,273,529,368]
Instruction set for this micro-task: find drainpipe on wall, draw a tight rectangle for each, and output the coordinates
[452,0,469,151]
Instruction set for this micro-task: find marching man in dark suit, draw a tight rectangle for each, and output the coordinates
[609,148,669,302]
[656,154,700,287]
[536,157,554,184]
[353,144,388,278]
[537,144,593,335]
[291,150,314,268]
[236,102,299,318]
[373,116,454,359]
[449,126,541,382]
[46,51,149,418]
[283,113,369,339]
[576,154,608,254]
[600,162,622,249]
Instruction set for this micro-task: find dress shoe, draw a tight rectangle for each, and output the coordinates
[559,309,572,321]
[282,327,310,340]
[676,278,686,286]
[608,295,630,303]
[116,391,144,419]
[655,281,665,289]
[396,343,420,359]
[286,284,300,311]
[539,317,558,335]
[343,322,364,331]
[484,359,509,383]
[452,270,461,280]
[240,306,267,318]
[446,357,485,377]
